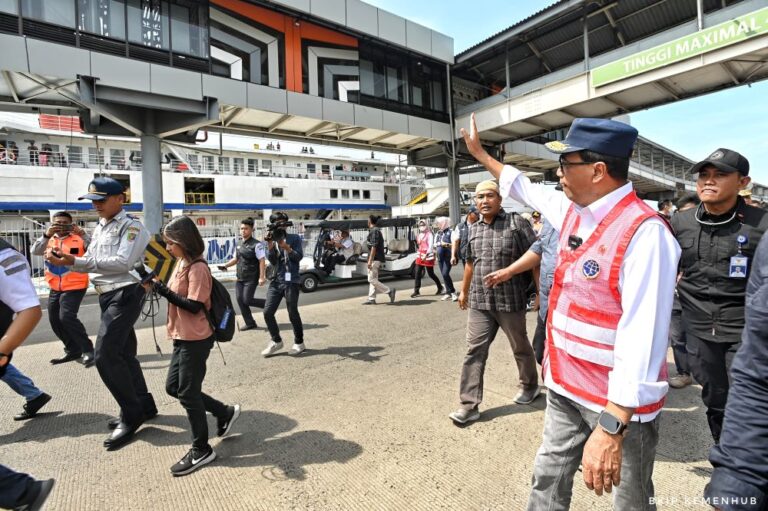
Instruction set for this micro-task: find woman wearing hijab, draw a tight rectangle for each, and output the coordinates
[435,217,458,301]
[411,219,443,298]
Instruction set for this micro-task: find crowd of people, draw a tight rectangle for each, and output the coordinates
[2,112,768,509]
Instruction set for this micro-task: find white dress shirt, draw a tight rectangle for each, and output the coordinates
[499,165,681,421]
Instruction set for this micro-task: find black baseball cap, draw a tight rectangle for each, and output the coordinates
[689,148,749,176]
[79,177,125,200]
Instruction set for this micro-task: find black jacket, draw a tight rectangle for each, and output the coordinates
[704,231,768,510]
[671,198,768,343]
[236,237,261,282]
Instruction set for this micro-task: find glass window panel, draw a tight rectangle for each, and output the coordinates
[170,1,208,58]
[330,189,338,199]
[219,156,230,173]
[127,0,169,49]
[22,0,76,27]
[78,0,125,39]
[0,0,18,14]
[352,190,360,199]
[341,189,349,199]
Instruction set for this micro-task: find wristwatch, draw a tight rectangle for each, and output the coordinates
[598,410,627,435]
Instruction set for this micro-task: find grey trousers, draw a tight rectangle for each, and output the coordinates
[528,390,660,511]
[459,308,538,410]
[367,261,389,300]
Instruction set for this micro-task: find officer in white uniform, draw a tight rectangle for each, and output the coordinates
[47,177,157,450]
[0,238,55,509]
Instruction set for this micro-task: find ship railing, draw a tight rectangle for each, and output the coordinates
[184,192,215,205]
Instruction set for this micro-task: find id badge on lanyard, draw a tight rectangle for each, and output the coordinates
[729,234,749,279]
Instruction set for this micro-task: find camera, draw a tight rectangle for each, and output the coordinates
[265,212,293,243]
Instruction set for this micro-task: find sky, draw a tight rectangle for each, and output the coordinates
[365,0,768,185]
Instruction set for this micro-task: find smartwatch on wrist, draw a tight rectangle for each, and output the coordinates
[598,410,627,435]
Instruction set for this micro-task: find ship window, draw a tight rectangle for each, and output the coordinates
[272,187,284,198]
[341,189,349,199]
[219,156,230,173]
[109,149,126,169]
[330,189,338,199]
[88,147,104,166]
[352,190,360,199]
[233,157,243,173]
[202,155,214,173]
[67,146,83,166]
[363,190,371,199]
[307,163,316,174]
[261,159,271,171]
[247,158,258,173]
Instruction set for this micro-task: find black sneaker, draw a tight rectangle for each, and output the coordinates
[217,404,241,437]
[170,446,216,477]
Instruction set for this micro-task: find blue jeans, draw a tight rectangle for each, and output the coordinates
[0,464,34,509]
[437,249,455,294]
[1,363,44,401]
[528,390,659,510]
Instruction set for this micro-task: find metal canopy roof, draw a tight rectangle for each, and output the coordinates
[0,70,442,153]
[454,0,748,95]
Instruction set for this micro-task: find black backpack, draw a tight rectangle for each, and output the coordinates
[193,261,235,342]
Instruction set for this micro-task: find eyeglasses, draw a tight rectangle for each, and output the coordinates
[558,158,594,169]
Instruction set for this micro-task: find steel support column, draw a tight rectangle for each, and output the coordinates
[446,62,460,225]
[141,113,164,234]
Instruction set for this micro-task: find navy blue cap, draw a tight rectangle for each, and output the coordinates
[467,205,479,215]
[545,118,638,158]
[79,177,125,201]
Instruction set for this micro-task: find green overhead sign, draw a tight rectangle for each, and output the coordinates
[591,7,768,88]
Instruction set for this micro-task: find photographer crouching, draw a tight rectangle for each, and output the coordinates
[260,212,306,357]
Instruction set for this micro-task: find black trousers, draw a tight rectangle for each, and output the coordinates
[235,279,265,327]
[48,289,93,356]
[0,464,34,509]
[263,282,303,344]
[414,264,442,293]
[532,312,547,365]
[165,338,228,450]
[687,334,739,443]
[669,309,690,376]
[95,284,156,425]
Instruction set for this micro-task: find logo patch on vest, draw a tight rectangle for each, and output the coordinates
[582,259,600,279]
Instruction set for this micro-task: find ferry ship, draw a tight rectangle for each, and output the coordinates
[0,112,427,231]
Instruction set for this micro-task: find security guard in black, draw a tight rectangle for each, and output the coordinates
[671,148,768,444]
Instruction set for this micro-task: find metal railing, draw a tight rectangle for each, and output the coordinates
[184,192,215,205]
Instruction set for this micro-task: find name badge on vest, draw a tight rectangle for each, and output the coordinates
[582,259,600,279]
[729,255,748,279]
[284,272,291,281]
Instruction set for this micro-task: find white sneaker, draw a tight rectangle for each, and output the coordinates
[441,294,452,301]
[289,343,305,356]
[261,341,283,357]
[451,293,458,302]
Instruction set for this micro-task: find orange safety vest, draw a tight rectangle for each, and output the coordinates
[44,235,89,291]
[543,192,667,414]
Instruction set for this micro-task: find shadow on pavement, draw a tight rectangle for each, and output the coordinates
[0,411,114,444]
[141,410,363,480]
[384,300,433,307]
[471,397,547,425]
[270,345,385,363]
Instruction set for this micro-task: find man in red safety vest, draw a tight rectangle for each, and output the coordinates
[462,115,680,510]
[31,211,94,367]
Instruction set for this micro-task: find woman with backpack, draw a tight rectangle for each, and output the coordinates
[145,216,240,476]
[411,219,443,298]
